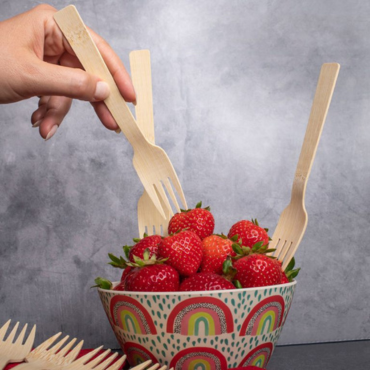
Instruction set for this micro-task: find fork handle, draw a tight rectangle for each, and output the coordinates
[130,50,155,145]
[53,5,147,147]
[293,63,340,195]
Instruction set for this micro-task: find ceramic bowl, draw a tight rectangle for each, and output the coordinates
[97,281,296,369]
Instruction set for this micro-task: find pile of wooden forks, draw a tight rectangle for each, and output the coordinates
[0,320,171,370]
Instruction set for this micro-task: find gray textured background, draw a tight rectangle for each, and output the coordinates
[0,0,369,349]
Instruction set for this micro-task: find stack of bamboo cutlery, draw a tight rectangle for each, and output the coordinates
[0,320,171,370]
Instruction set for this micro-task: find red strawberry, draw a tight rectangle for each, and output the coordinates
[281,272,290,284]
[125,264,179,292]
[158,230,203,276]
[107,234,162,284]
[124,234,162,263]
[121,249,180,292]
[113,280,126,291]
[120,266,133,282]
[233,254,282,288]
[179,272,236,291]
[112,266,134,291]
[168,201,215,239]
[228,219,270,247]
[200,234,237,274]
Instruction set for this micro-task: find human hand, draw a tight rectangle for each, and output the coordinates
[0,4,136,140]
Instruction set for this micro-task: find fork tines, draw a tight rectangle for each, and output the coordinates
[0,319,36,364]
[0,319,36,348]
[62,346,126,370]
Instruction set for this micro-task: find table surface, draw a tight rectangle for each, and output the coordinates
[268,340,370,370]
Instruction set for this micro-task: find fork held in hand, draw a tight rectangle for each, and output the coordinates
[53,6,187,219]
[0,320,36,369]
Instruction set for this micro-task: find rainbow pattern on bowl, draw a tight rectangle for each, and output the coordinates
[98,281,296,369]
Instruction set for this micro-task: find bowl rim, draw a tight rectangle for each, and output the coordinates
[97,280,296,295]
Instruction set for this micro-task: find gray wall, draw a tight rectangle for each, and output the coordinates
[1,0,369,348]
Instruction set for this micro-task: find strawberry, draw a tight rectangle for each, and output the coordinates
[200,234,237,274]
[123,249,179,292]
[107,234,162,284]
[94,260,180,292]
[123,234,162,263]
[281,272,290,284]
[113,280,126,291]
[168,201,215,239]
[228,219,270,248]
[120,266,133,282]
[158,230,203,276]
[113,266,134,291]
[179,272,236,291]
[280,257,300,284]
[93,268,132,291]
[233,253,282,288]
[125,264,179,292]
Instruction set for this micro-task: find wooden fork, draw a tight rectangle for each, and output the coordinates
[0,320,36,369]
[130,360,170,370]
[60,346,126,370]
[130,50,173,236]
[53,6,187,219]
[15,332,83,370]
[271,63,340,269]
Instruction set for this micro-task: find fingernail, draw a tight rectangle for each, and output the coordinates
[115,128,121,134]
[45,125,58,141]
[132,99,137,106]
[32,120,42,128]
[94,81,110,101]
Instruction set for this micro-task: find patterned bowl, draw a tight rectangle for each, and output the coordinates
[98,281,296,369]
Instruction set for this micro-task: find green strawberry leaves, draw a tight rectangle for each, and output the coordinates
[284,257,301,281]
[233,280,243,289]
[132,232,149,244]
[232,241,276,259]
[108,253,127,269]
[126,248,168,268]
[180,201,211,213]
[92,277,113,290]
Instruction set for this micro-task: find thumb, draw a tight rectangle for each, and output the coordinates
[29,60,110,101]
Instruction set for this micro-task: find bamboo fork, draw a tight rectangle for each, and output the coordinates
[130,360,152,370]
[130,50,173,236]
[271,63,340,270]
[139,365,169,370]
[130,360,171,370]
[15,332,83,370]
[60,346,126,370]
[53,6,187,219]
[0,320,36,369]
